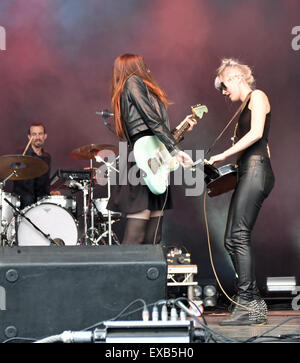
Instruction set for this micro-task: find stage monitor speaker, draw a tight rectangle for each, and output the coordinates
[0,245,167,342]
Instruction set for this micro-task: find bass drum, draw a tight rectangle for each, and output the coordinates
[7,203,78,246]
[38,195,76,214]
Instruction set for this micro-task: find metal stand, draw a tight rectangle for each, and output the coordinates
[167,264,199,301]
[96,220,120,245]
[0,170,17,246]
[89,159,95,242]
[73,156,120,245]
[82,180,90,245]
[68,168,97,245]
[94,155,119,246]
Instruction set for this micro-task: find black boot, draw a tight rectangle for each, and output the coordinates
[219,296,267,326]
[223,236,268,325]
[220,253,267,326]
[251,281,268,318]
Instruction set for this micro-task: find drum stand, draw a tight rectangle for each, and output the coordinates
[81,179,90,245]
[93,155,120,246]
[81,159,99,245]
[0,170,18,246]
[75,157,120,246]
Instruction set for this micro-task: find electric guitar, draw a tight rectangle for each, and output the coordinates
[204,163,237,197]
[133,104,208,195]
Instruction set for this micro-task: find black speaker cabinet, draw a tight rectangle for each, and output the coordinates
[0,245,167,342]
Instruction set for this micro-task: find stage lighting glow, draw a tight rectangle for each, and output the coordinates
[203,296,217,308]
[193,285,202,298]
[203,285,217,297]
[266,276,296,292]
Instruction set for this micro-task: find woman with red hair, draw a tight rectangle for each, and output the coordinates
[107,53,195,245]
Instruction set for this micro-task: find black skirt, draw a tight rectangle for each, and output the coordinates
[107,183,172,215]
[107,131,173,215]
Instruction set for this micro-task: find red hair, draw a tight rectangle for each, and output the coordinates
[110,53,171,139]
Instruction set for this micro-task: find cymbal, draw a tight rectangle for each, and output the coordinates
[70,144,117,160]
[0,154,49,181]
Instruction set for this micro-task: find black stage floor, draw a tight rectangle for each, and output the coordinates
[197,309,300,343]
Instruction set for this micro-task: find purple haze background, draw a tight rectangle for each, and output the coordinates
[1,0,300,294]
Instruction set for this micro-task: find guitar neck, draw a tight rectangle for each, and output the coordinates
[172,103,208,144]
[172,120,191,143]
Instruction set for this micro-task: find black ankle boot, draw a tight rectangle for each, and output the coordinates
[251,282,268,318]
[220,297,267,326]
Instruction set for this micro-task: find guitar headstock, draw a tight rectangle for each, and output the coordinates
[191,104,208,119]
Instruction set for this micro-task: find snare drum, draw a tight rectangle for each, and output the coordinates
[38,195,76,213]
[1,192,20,227]
[7,203,78,246]
[94,198,121,219]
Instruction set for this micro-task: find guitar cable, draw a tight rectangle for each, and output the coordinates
[203,189,267,319]
[152,183,265,318]
[152,187,168,245]
[150,159,265,318]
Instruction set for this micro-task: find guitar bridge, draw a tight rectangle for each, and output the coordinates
[148,157,160,174]
[148,151,166,174]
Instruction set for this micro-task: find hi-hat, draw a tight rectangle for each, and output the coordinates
[70,144,117,160]
[0,154,49,181]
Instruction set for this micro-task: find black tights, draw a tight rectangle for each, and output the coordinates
[122,216,163,245]
[225,156,274,300]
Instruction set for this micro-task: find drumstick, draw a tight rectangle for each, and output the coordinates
[22,136,34,156]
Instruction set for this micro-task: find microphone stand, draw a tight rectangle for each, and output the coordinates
[96,109,117,136]
[103,120,117,136]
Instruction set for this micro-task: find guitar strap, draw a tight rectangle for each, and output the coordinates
[205,91,252,157]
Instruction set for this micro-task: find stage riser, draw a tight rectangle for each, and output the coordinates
[0,245,167,342]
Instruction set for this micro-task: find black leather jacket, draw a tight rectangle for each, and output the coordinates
[121,75,179,154]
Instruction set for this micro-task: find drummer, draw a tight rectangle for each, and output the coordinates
[13,122,59,209]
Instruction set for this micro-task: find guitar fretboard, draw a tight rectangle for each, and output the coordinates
[172,121,191,143]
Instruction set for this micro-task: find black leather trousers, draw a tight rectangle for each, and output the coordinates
[224,155,275,300]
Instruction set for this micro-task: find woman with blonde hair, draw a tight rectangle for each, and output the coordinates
[107,53,195,245]
[209,58,275,325]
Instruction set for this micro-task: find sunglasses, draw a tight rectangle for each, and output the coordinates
[219,82,227,92]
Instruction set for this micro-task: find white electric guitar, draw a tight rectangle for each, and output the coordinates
[133,104,208,194]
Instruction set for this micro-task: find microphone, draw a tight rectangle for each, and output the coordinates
[96,109,114,118]
[96,109,116,135]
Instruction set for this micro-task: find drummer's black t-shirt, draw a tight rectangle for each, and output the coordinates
[12,145,51,209]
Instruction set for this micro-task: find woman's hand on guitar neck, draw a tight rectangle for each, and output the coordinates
[176,114,197,132]
[207,152,228,166]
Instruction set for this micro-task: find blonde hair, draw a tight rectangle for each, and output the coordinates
[216,58,256,90]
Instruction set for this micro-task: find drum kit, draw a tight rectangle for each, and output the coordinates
[0,143,121,247]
